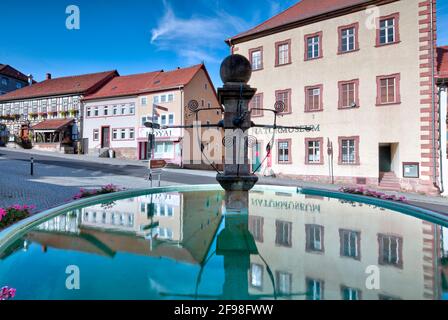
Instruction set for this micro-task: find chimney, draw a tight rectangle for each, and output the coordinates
[46,73,52,80]
[27,74,33,86]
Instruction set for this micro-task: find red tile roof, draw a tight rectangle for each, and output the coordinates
[0,64,32,83]
[228,0,381,44]
[0,70,118,102]
[31,118,74,131]
[83,64,207,101]
[437,46,448,79]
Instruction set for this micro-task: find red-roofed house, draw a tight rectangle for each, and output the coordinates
[0,64,33,95]
[0,70,118,153]
[227,0,443,195]
[82,64,221,165]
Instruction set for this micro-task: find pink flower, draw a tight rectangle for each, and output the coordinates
[0,286,16,300]
[0,208,6,220]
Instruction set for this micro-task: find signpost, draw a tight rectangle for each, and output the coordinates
[145,104,170,188]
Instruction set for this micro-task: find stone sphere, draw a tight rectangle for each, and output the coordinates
[220,54,252,84]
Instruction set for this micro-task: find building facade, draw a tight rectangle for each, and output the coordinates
[437,46,448,195]
[0,64,31,95]
[83,64,222,166]
[0,70,118,152]
[227,0,442,194]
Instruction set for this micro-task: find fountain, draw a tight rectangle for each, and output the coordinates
[0,55,447,300]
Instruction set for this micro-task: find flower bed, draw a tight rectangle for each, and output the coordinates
[0,205,35,231]
[339,187,407,202]
[72,184,122,200]
[0,287,16,300]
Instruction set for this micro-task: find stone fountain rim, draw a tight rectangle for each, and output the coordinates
[1,184,447,252]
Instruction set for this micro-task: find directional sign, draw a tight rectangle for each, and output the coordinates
[149,159,167,169]
[153,104,169,112]
[144,122,161,129]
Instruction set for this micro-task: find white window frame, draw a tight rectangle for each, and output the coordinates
[341,27,355,52]
[307,36,320,59]
[380,18,395,44]
[252,50,262,70]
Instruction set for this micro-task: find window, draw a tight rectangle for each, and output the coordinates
[377,13,400,46]
[113,106,118,115]
[168,114,174,125]
[276,272,292,296]
[161,95,167,103]
[338,80,359,109]
[94,107,99,116]
[249,47,263,70]
[121,105,126,115]
[141,97,147,106]
[275,40,291,66]
[120,129,126,140]
[305,85,323,112]
[129,129,135,139]
[129,104,135,114]
[339,136,360,165]
[341,286,361,300]
[155,141,174,157]
[250,264,263,289]
[376,74,400,105]
[16,82,22,89]
[1,78,8,86]
[275,220,292,247]
[275,89,291,114]
[378,234,403,268]
[305,32,322,60]
[305,138,323,164]
[104,106,109,116]
[338,23,359,53]
[249,216,264,243]
[93,129,99,141]
[86,108,91,117]
[277,139,291,164]
[306,278,323,300]
[154,96,160,104]
[306,224,324,253]
[112,129,118,140]
[340,230,361,260]
[168,94,174,102]
[161,114,167,126]
[249,93,263,117]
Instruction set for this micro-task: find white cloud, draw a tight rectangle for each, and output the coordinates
[150,0,250,65]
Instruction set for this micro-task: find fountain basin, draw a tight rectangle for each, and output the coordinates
[0,184,446,300]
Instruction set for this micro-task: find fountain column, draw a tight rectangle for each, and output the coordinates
[216,54,258,192]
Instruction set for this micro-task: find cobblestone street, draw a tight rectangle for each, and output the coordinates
[0,153,178,212]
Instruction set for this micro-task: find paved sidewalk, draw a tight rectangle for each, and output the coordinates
[2,146,448,214]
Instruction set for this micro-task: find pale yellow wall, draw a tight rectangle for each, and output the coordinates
[183,68,222,165]
[233,0,422,180]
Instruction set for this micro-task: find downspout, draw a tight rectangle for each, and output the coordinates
[439,82,448,195]
[429,0,440,191]
[439,86,445,194]
[180,86,184,169]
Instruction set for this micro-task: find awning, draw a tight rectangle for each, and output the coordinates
[31,118,74,131]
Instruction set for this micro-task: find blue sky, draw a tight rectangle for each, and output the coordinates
[0,0,447,86]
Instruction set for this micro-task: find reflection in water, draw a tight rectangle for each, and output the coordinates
[0,188,446,300]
